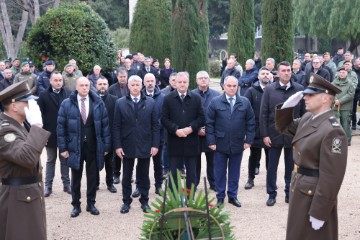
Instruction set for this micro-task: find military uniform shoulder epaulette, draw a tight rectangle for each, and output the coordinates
[328,117,340,128]
[0,120,10,128]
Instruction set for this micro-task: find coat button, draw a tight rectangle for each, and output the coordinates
[307,190,312,195]
[26,196,31,201]
[298,152,300,156]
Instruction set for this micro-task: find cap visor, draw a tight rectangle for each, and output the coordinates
[303,87,324,95]
[17,95,38,102]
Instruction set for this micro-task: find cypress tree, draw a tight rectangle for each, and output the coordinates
[171,0,209,88]
[129,0,171,65]
[228,0,255,66]
[261,0,294,64]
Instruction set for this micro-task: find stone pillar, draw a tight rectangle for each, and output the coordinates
[129,0,138,25]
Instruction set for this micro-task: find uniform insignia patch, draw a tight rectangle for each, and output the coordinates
[4,133,16,142]
[329,117,340,127]
[1,121,9,127]
[331,137,342,154]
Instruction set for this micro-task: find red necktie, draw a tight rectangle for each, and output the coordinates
[81,98,87,124]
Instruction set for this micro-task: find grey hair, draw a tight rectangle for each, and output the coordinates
[196,71,209,79]
[128,75,142,84]
[266,58,275,65]
[176,71,189,80]
[246,59,255,66]
[224,75,238,85]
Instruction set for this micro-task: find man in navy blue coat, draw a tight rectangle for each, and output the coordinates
[113,75,160,214]
[57,77,111,218]
[206,76,255,208]
[191,71,220,191]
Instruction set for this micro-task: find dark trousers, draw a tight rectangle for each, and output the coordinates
[248,147,269,180]
[351,91,359,126]
[71,143,98,207]
[45,147,70,188]
[113,155,122,178]
[266,147,294,198]
[96,151,114,187]
[122,157,150,205]
[196,152,215,188]
[169,155,197,190]
[214,152,243,199]
[135,145,163,189]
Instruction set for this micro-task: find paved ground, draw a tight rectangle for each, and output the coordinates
[45,79,360,239]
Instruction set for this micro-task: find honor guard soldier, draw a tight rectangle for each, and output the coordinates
[0,81,51,240]
[275,73,347,240]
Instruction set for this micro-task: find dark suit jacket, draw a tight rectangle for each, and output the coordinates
[161,90,205,157]
[137,66,159,82]
[38,87,69,147]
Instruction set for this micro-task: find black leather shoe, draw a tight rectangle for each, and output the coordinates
[113,176,120,184]
[352,125,356,130]
[44,187,52,197]
[141,202,151,213]
[86,204,100,215]
[285,196,289,203]
[70,206,81,218]
[244,179,254,190]
[266,197,276,206]
[255,167,260,175]
[155,187,162,195]
[132,188,140,198]
[63,185,72,194]
[216,198,224,207]
[228,197,241,207]
[120,204,131,214]
[107,185,117,193]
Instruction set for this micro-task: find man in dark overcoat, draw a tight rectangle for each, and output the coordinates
[161,71,205,190]
[191,70,220,191]
[0,81,50,240]
[114,75,160,214]
[275,74,347,240]
[38,71,71,197]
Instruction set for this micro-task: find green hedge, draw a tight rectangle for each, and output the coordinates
[26,2,116,72]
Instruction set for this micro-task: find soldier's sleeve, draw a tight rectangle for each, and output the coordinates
[309,127,347,221]
[0,126,50,169]
[275,105,300,137]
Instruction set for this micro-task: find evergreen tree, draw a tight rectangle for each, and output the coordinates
[129,0,171,66]
[26,2,116,72]
[227,0,255,66]
[261,0,294,64]
[171,0,209,88]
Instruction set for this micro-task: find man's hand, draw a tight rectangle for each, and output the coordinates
[183,126,193,135]
[208,145,216,151]
[176,129,187,137]
[116,148,125,159]
[150,147,158,157]
[24,99,43,127]
[263,137,272,147]
[309,216,325,230]
[244,143,251,149]
[61,151,69,158]
[334,99,340,107]
[281,91,304,109]
[198,127,205,136]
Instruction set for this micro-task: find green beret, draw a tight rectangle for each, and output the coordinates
[21,61,29,68]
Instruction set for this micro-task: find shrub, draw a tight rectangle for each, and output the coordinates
[209,60,221,78]
[26,2,116,72]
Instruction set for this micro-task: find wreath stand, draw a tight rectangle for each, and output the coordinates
[148,177,226,240]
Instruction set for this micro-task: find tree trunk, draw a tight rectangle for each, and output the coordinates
[54,0,61,8]
[0,0,15,58]
[0,0,28,58]
[14,10,28,56]
[348,39,360,55]
[33,0,40,23]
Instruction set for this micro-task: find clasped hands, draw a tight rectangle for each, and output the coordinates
[176,126,193,138]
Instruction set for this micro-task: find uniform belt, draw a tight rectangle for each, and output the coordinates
[1,176,39,186]
[294,164,319,177]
